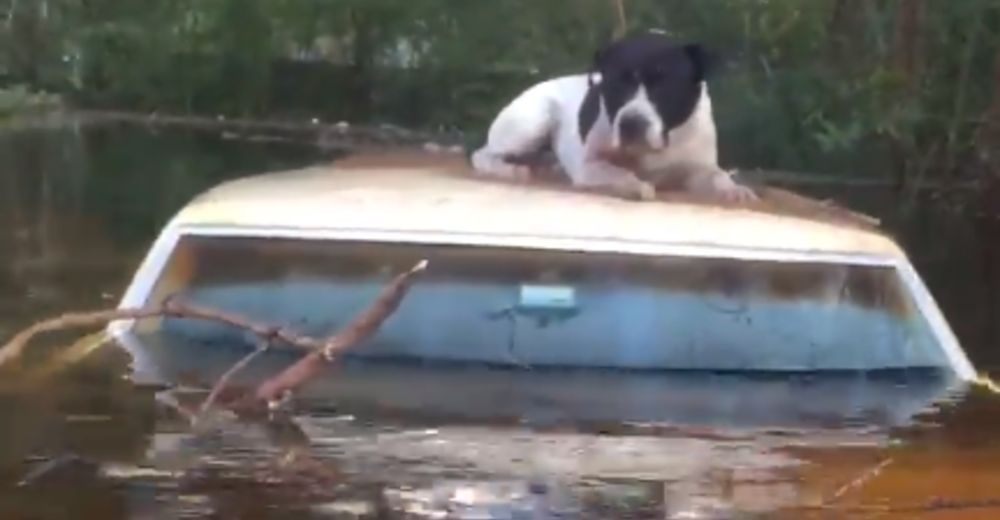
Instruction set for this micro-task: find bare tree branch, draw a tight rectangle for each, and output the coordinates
[198,339,272,417]
[4,259,432,500]
[252,259,428,405]
[0,295,327,367]
[1,307,170,366]
[1,260,429,419]
[160,299,325,350]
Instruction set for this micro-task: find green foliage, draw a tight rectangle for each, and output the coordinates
[1,0,998,182]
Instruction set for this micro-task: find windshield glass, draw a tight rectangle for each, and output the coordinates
[137,234,949,372]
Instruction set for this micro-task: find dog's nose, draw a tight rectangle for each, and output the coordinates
[618,115,648,143]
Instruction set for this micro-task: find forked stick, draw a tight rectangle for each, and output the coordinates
[0,300,318,367]
[252,260,428,405]
[0,261,429,418]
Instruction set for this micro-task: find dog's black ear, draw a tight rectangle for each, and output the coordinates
[683,43,719,81]
[578,84,602,141]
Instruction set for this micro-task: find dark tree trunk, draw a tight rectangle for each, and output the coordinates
[891,0,925,90]
[827,0,864,70]
[887,0,926,190]
[973,42,1000,363]
[347,8,378,122]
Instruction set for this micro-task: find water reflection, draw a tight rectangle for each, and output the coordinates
[0,116,331,341]
[113,331,967,516]
[128,332,966,432]
[1,118,999,518]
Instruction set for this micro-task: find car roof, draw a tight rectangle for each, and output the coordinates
[169,149,904,262]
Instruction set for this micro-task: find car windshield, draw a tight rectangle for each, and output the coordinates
[136,234,949,373]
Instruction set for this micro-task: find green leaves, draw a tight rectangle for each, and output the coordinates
[1,0,998,183]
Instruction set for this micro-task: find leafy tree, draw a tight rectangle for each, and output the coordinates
[1,0,998,186]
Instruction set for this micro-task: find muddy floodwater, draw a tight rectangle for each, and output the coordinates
[1,115,999,519]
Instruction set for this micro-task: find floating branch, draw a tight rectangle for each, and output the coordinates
[251,259,428,406]
[825,457,893,504]
[0,260,429,419]
[198,338,273,417]
[1,307,169,367]
[0,300,316,367]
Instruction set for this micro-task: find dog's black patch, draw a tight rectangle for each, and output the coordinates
[592,33,716,134]
[682,43,717,84]
[577,84,602,141]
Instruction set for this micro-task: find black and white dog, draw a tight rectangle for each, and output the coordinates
[470,32,756,202]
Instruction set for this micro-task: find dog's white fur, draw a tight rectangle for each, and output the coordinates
[470,73,754,202]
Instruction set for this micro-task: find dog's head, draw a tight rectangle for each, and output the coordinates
[587,33,715,152]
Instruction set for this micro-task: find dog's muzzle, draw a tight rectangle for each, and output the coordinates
[618,114,649,145]
[614,115,666,152]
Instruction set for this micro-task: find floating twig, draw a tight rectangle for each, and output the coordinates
[198,339,272,417]
[0,260,429,418]
[0,295,325,367]
[251,260,428,406]
[826,457,894,504]
[1,307,173,367]
[6,261,428,501]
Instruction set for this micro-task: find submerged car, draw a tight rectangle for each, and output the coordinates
[108,150,976,385]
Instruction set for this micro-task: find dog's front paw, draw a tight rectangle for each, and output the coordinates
[707,174,758,205]
[635,180,657,201]
[717,183,758,204]
[509,164,532,183]
[611,178,656,201]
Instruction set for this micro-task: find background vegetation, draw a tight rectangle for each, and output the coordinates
[2,0,999,185]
